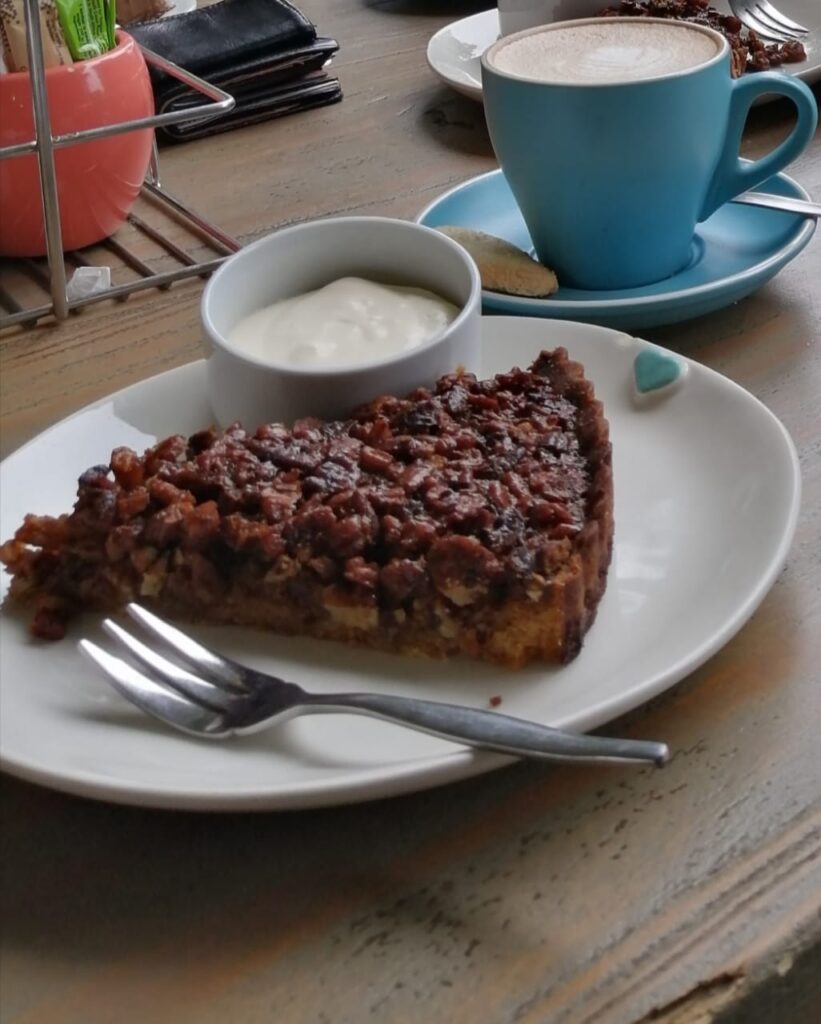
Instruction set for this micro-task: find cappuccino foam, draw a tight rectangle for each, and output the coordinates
[490,21,721,85]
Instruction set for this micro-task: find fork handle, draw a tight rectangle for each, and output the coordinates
[299,693,669,767]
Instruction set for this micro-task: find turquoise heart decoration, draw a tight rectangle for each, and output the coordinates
[634,348,683,395]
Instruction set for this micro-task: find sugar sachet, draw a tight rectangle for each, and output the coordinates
[55,0,115,61]
[0,0,74,71]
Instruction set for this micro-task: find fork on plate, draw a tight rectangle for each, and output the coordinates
[728,0,809,41]
[79,603,670,768]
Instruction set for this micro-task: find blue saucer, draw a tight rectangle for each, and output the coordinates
[416,170,816,330]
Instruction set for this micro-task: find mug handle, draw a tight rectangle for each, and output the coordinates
[700,72,818,221]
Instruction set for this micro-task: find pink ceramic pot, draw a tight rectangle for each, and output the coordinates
[0,32,154,257]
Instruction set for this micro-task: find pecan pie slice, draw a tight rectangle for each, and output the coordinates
[598,1,807,76]
[1,349,613,668]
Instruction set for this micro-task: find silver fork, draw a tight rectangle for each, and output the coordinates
[728,0,809,41]
[78,603,670,768]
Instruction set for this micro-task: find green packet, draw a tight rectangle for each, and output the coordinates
[56,0,116,61]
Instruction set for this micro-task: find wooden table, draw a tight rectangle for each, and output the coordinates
[1,3,820,1021]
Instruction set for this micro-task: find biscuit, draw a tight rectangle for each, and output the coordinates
[438,226,559,298]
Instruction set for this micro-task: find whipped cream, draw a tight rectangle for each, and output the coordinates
[228,277,459,369]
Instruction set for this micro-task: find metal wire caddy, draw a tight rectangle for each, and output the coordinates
[0,0,242,329]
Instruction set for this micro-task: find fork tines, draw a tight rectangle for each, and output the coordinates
[731,0,809,40]
[78,604,247,737]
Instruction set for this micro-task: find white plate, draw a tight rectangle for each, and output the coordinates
[164,0,197,15]
[427,6,821,102]
[0,319,800,810]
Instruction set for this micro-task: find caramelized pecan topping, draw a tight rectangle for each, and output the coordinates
[599,0,807,76]
[5,349,610,629]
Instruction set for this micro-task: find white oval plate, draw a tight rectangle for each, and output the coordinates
[0,318,800,810]
[426,6,820,103]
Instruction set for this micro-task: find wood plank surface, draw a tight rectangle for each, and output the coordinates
[1,3,820,1022]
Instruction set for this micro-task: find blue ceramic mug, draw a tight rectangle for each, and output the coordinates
[481,17,818,291]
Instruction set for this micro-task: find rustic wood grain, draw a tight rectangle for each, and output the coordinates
[1,3,820,1022]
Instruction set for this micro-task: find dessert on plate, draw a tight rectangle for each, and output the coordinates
[0,349,613,669]
[599,0,807,76]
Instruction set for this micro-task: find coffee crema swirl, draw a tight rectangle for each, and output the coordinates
[489,20,721,85]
